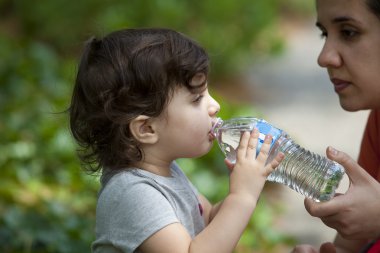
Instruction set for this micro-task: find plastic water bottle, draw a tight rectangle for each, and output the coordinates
[211,117,345,202]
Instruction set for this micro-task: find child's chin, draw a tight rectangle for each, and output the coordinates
[193,146,213,158]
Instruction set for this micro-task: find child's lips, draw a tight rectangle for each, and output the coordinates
[209,118,219,141]
[208,131,216,141]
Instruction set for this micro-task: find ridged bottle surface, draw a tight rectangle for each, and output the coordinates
[212,117,345,202]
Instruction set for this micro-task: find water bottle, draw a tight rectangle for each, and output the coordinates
[211,117,345,202]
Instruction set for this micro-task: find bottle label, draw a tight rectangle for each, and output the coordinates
[255,120,283,156]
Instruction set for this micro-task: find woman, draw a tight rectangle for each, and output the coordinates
[292,0,380,252]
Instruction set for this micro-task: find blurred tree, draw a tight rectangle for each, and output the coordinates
[0,0,312,77]
[0,0,312,252]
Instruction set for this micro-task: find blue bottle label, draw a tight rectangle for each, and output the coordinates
[255,120,282,156]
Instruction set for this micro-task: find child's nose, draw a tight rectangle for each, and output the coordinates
[208,96,220,117]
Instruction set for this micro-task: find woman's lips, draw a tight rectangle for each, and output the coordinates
[331,78,351,93]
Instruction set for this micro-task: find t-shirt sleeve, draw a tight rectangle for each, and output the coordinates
[93,179,179,253]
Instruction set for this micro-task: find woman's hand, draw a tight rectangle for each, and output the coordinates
[291,242,337,253]
[304,146,380,240]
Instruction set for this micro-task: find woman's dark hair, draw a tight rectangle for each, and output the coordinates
[366,0,380,19]
[69,28,209,174]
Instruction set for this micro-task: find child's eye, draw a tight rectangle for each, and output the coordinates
[193,95,204,103]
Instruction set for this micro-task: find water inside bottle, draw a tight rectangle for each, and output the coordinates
[217,127,250,163]
[269,140,345,201]
[213,117,281,163]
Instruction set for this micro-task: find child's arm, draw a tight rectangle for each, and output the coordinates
[138,129,283,253]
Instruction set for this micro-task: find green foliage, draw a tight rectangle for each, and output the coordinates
[0,34,98,253]
[0,0,309,78]
[0,0,313,252]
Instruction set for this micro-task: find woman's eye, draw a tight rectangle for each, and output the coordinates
[319,31,328,39]
[341,29,358,39]
[317,25,327,39]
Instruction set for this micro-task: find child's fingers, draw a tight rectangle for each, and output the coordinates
[246,128,259,158]
[271,152,285,168]
[224,158,234,172]
[265,152,284,175]
[236,131,250,158]
[256,134,272,164]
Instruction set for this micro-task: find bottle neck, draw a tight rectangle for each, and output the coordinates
[211,117,223,137]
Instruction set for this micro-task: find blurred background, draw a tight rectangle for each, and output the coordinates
[0,0,370,252]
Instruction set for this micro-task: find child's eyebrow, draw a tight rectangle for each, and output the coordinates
[187,73,208,93]
[189,84,207,94]
[193,80,207,89]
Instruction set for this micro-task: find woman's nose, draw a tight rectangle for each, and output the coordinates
[317,41,342,68]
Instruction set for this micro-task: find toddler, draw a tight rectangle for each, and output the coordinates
[69,28,283,253]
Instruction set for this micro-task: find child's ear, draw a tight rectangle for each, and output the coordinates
[129,115,158,144]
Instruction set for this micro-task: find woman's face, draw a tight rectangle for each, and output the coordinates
[316,0,380,111]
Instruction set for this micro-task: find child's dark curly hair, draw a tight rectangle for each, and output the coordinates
[69,28,209,174]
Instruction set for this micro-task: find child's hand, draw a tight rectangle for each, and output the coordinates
[228,129,284,201]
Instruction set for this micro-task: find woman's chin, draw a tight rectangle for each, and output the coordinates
[339,99,362,112]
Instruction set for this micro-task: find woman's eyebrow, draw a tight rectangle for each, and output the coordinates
[316,16,359,28]
[332,16,356,23]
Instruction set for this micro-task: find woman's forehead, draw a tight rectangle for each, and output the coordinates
[317,0,378,27]
[317,0,367,17]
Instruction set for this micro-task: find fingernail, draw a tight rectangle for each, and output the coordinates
[329,146,338,156]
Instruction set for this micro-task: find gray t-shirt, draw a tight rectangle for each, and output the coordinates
[92,162,205,253]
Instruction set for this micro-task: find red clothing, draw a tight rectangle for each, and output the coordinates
[367,239,380,253]
[358,109,380,182]
[357,110,380,253]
